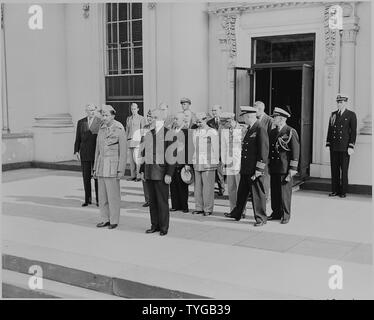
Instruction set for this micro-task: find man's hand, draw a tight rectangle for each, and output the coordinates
[348,148,354,156]
[92,170,97,179]
[251,171,262,181]
[164,174,172,185]
[75,152,80,161]
[285,170,297,183]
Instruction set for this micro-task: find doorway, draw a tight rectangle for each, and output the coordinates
[234,33,315,177]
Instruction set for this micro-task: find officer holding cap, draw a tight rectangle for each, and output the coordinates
[326,93,357,198]
[225,106,269,227]
[268,106,300,224]
[94,104,127,229]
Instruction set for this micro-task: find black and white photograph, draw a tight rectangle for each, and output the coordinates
[1,0,373,304]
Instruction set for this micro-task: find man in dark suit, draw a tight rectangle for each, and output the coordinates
[139,109,176,236]
[207,104,225,196]
[326,93,357,198]
[169,112,191,213]
[254,101,273,202]
[224,106,269,227]
[74,104,101,207]
[268,107,300,224]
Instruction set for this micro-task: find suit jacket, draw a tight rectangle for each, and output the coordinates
[207,117,220,130]
[326,108,357,152]
[269,124,300,175]
[168,128,192,168]
[192,127,219,171]
[259,113,274,136]
[94,120,127,177]
[74,116,101,161]
[139,126,176,180]
[240,120,269,176]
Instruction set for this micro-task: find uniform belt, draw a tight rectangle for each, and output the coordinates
[107,142,119,146]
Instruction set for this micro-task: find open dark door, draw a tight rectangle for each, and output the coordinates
[299,64,313,178]
[234,67,253,121]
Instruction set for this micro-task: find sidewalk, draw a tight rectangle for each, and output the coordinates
[1,168,373,299]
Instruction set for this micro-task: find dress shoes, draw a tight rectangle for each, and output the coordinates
[203,212,212,216]
[241,213,246,219]
[135,178,142,182]
[267,214,281,221]
[96,221,110,228]
[142,202,150,207]
[170,208,178,212]
[192,210,204,215]
[82,203,89,207]
[328,192,339,197]
[339,194,346,198]
[127,177,136,181]
[216,191,224,197]
[146,228,159,234]
[254,220,267,227]
[160,231,168,236]
[280,219,289,224]
[182,209,189,213]
[108,224,118,229]
[224,213,240,221]
[96,202,99,207]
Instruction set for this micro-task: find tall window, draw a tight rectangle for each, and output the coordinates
[105,3,143,126]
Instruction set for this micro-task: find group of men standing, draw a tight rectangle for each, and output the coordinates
[73,92,357,234]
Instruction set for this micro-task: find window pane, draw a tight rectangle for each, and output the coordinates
[107,23,112,44]
[106,3,111,22]
[255,34,315,64]
[111,3,118,22]
[112,24,118,43]
[132,20,142,43]
[113,46,118,74]
[133,47,142,70]
[119,3,128,21]
[131,3,142,20]
[119,22,128,44]
[121,48,130,73]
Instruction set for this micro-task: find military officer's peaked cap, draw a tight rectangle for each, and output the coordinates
[220,112,235,120]
[180,97,191,104]
[336,93,349,101]
[271,107,291,118]
[239,106,257,115]
[101,104,116,114]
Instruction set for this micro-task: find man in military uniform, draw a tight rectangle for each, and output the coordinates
[268,107,300,224]
[326,93,357,198]
[93,105,127,229]
[224,106,269,227]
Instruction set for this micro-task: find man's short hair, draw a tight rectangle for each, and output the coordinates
[254,101,265,111]
[85,103,96,111]
[101,104,116,115]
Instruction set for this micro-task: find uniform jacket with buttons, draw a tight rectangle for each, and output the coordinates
[258,113,274,136]
[326,109,357,152]
[139,126,176,180]
[94,120,127,177]
[269,124,300,175]
[240,120,269,176]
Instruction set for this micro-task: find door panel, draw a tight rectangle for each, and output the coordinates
[299,64,313,177]
[234,67,253,121]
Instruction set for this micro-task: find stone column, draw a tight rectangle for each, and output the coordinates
[31,4,74,162]
[339,3,359,108]
[1,3,10,133]
[169,3,209,113]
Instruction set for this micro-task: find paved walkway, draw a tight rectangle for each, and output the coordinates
[1,169,373,299]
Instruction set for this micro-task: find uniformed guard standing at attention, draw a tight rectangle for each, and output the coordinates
[224,106,269,227]
[93,105,127,229]
[268,107,300,224]
[326,93,357,198]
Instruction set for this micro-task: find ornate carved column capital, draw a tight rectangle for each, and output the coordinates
[341,20,360,44]
[219,13,239,61]
[324,4,338,64]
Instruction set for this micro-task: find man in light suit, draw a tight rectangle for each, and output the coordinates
[139,108,176,236]
[93,105,127,229]
[74,104,101,207]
